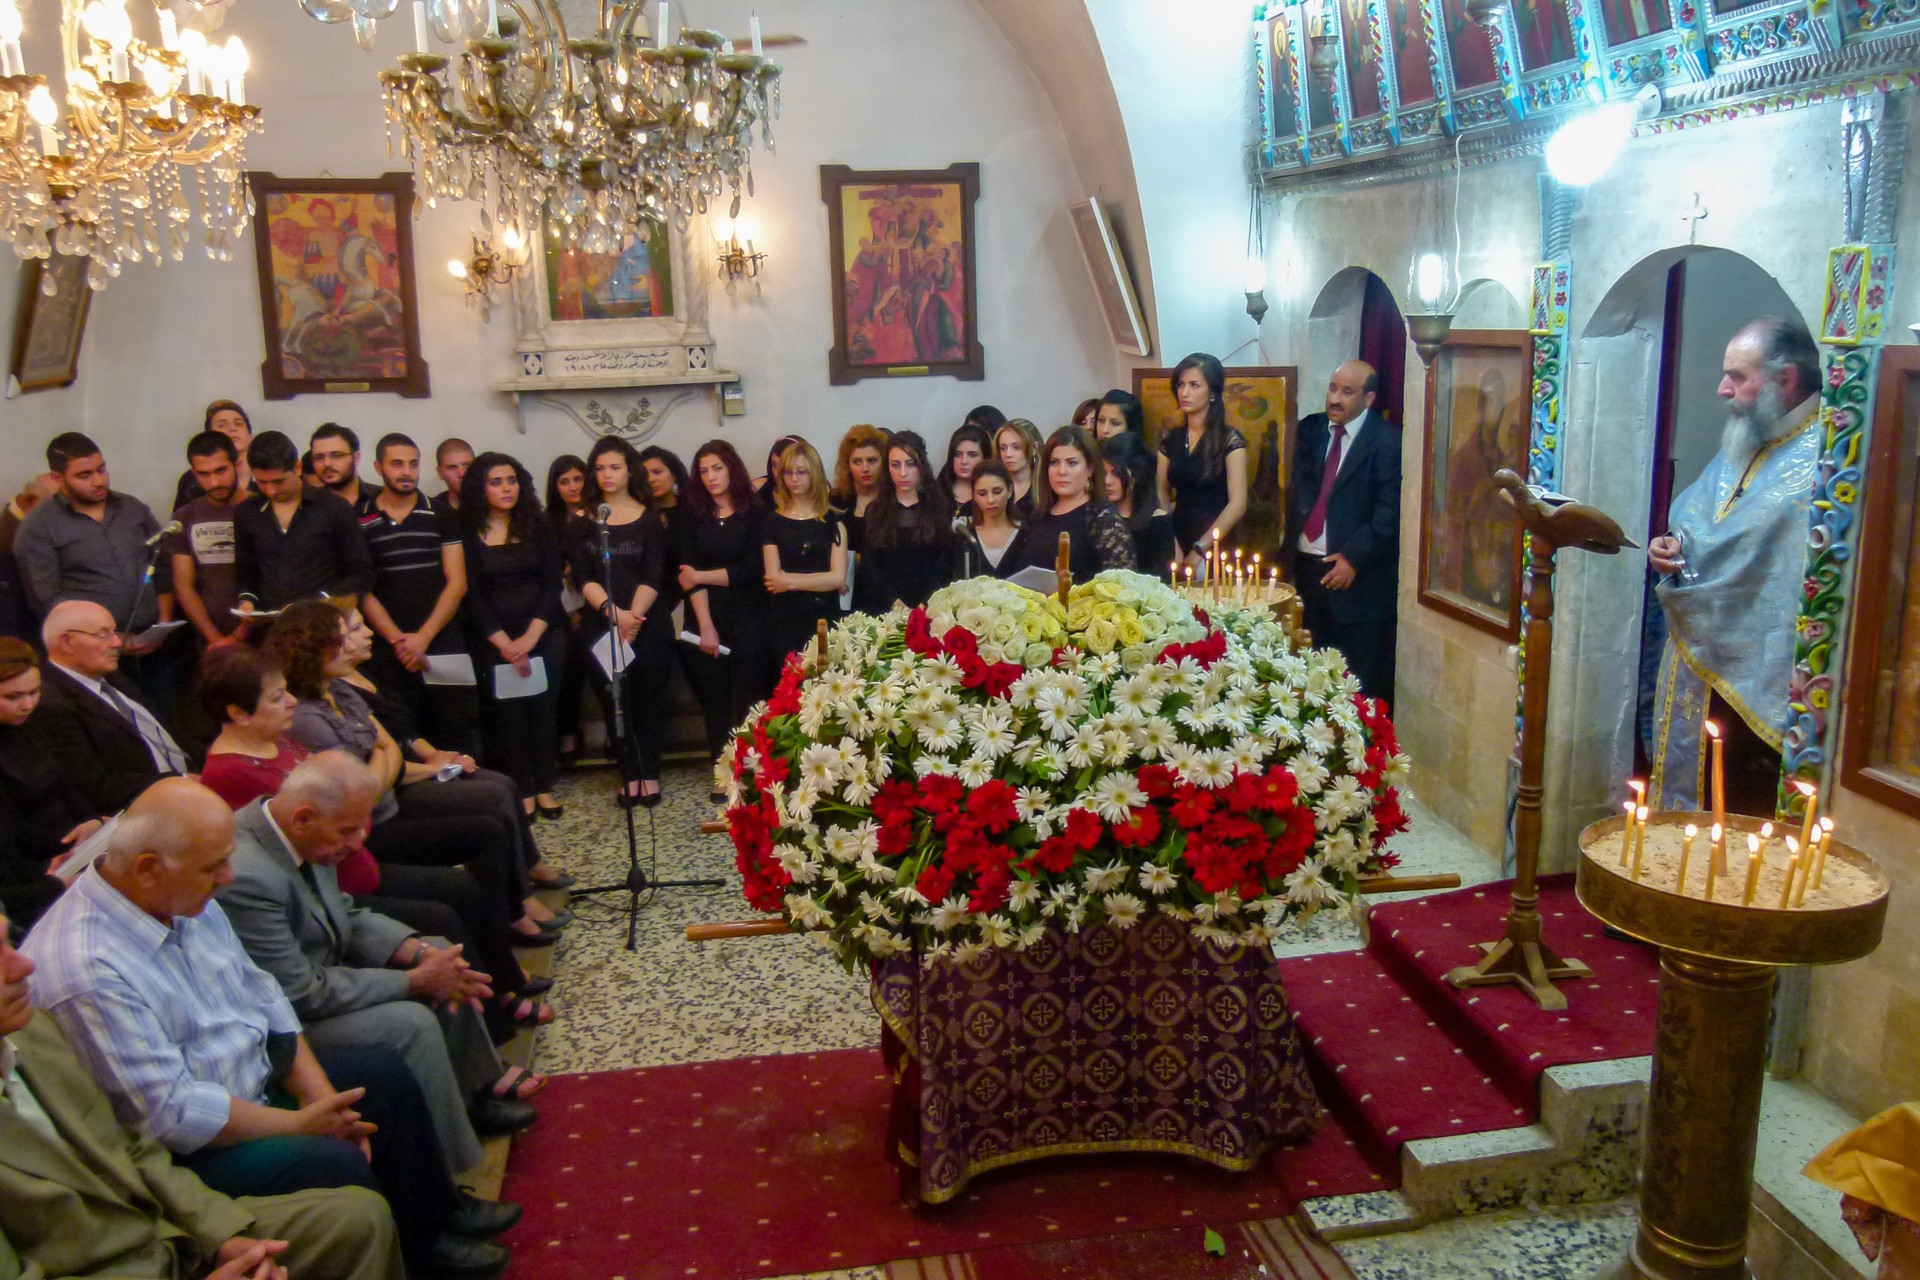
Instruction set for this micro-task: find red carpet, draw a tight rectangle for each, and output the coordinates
[1275,874,1660,1186]
[501,1047,1375,1280]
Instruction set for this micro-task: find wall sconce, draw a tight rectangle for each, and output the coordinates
[1405,251,1456,365]
[711,213,767,290]
[448,225,530,321]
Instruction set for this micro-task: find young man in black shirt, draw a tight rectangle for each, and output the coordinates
[233,432,374,624]
[310,423,379,509]
[359,433,477,751]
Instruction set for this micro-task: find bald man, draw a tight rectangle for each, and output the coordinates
[1286,360,1403,703]
[35,600,193,814]
[21,778,512,1280]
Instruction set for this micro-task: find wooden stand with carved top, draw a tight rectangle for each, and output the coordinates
[1445,469,1635,1010]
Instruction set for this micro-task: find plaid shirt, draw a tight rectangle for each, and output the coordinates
[20,863,301,1154]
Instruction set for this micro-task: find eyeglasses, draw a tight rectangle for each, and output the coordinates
[64,627,121,641]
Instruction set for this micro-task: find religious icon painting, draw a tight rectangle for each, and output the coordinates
[8,252,92,393]
[1439,0,1503,88]
[542,216,675,323]
[820,163,984,386]
[1389,0,1442,105]
[246,171,430,400]
[1418,329,1528,639]
[1339,0,1389,117]
[1510,0,1579,69]
[1265,10,1304,137]
[1597,0,1674,43]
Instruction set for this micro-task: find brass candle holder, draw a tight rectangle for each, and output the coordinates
[1577,811,1889,1280]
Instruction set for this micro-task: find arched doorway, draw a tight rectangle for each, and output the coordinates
[1306,267,1409,427]
[1535,247,1810,865]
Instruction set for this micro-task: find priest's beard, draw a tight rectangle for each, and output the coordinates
[1721,380,1793,463]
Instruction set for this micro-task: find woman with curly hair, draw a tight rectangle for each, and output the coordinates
[462,452,567,818]
[570,436,674,806]
[267,599,568,950]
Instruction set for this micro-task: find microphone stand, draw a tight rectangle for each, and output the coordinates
[120,527,173,688]
[570,509,725,951]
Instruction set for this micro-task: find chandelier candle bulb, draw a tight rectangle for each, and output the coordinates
[412,0,428,52]
[1742,834,1762,906]
[156,4,175,49]
[225,36,245,104]
[1631,807,1649,880]
[750,9,761,55]
[486,0,497,36]
[656,0,668,46]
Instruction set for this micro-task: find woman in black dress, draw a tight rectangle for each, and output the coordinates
[462,452,567,819]
[994,418,1044,518]
[1156,353,1249,572]
[760,439,847,680]
[0,639,102,930]
[544,454,591,766]
[832,424,890,616]
[937,424,991,516]
[1103,433,1177,577]
[1093,388,1144,443]
[680,441,768,778]
[954,461,1024,581]
[863,431,954,611]
[573,436,674,806]
[1008,425,1135,583]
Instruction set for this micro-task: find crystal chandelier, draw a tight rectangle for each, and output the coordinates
[0,0,260,288]
[312,0,780,251]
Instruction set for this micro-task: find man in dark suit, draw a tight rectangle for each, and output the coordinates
[1286,359,1403,703]
[34,600,191,815]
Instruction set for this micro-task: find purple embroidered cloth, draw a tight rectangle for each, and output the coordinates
[872,912,1321,1204]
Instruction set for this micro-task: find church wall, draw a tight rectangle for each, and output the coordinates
[1263,158,1540,861]
[0,0,1117,515]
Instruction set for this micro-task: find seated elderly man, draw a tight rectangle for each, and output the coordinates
[34,600,192,814]
[216,751,543,1176]
[21,778,516,1280]
[0,905,404,1280]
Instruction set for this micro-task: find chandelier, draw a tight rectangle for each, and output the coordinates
[321,0,780,251]
[0,0,260,289]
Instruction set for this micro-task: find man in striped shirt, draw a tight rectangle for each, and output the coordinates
[21,778,517,1280]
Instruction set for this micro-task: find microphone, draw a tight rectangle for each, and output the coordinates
[145,520,183,548]
[595,503,612,525]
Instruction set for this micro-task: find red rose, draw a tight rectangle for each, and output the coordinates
[905,607,941,658]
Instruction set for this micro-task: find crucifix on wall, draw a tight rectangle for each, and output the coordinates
[1680,192,1708,245]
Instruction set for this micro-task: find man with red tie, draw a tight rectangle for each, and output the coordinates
[1286,360,1403,704]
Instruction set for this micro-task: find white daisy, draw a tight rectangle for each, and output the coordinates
[1083,859,1127,894]
[1103,893,1146,928]
[956,756,994,788]
[929,898,971,930]
[786,892,831,929]
[1284,859,1336,907]
[1087,772,1148,823]
[1137,864,1179,895]
[1009,878,1043,912]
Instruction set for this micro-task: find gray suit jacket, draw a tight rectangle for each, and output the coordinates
[216,798,417,1023]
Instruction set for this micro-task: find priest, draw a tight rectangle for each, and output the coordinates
[1647,316,1822,815]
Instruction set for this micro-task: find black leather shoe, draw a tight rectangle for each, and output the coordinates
[420,1232,509,1280]
[539,908,574,929]
[447,1191,523,1239]
[511,925,561,949]
[469,1095,538,1136]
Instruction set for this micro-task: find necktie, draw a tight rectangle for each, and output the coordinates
[1303,422,1348,544]
[99,681,191,775]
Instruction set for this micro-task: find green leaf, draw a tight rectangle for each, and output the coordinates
[1202,1227,1226,1256]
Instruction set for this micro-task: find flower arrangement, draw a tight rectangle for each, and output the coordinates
[726,570,1411,969]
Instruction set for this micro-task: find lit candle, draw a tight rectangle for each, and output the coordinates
[1631,806,1649,880]
[26,84,58,154]
[412,0,429,51]
[1676,823,1697,895]
[224,35,245,103]
[1628,778,1645,819]
[1705,824,1722,902]
[750,8,762,55]
[1812,815,1834,890]
[1796,780,1819,853]
[1777,838,1799,909]
[1170,560,1180,586]
[1705,721,1725,868]
[157,4,177,48]
[1742,833,1762,906]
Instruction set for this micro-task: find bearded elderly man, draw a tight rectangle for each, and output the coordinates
[1647,316,1823,815]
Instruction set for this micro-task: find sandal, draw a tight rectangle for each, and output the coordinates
[489,1065,549,1102]
[499,995,557,1029]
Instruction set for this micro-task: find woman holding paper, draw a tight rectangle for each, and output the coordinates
[572,436,673,808]
[461,452,567,819]
[679,440,768,778]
